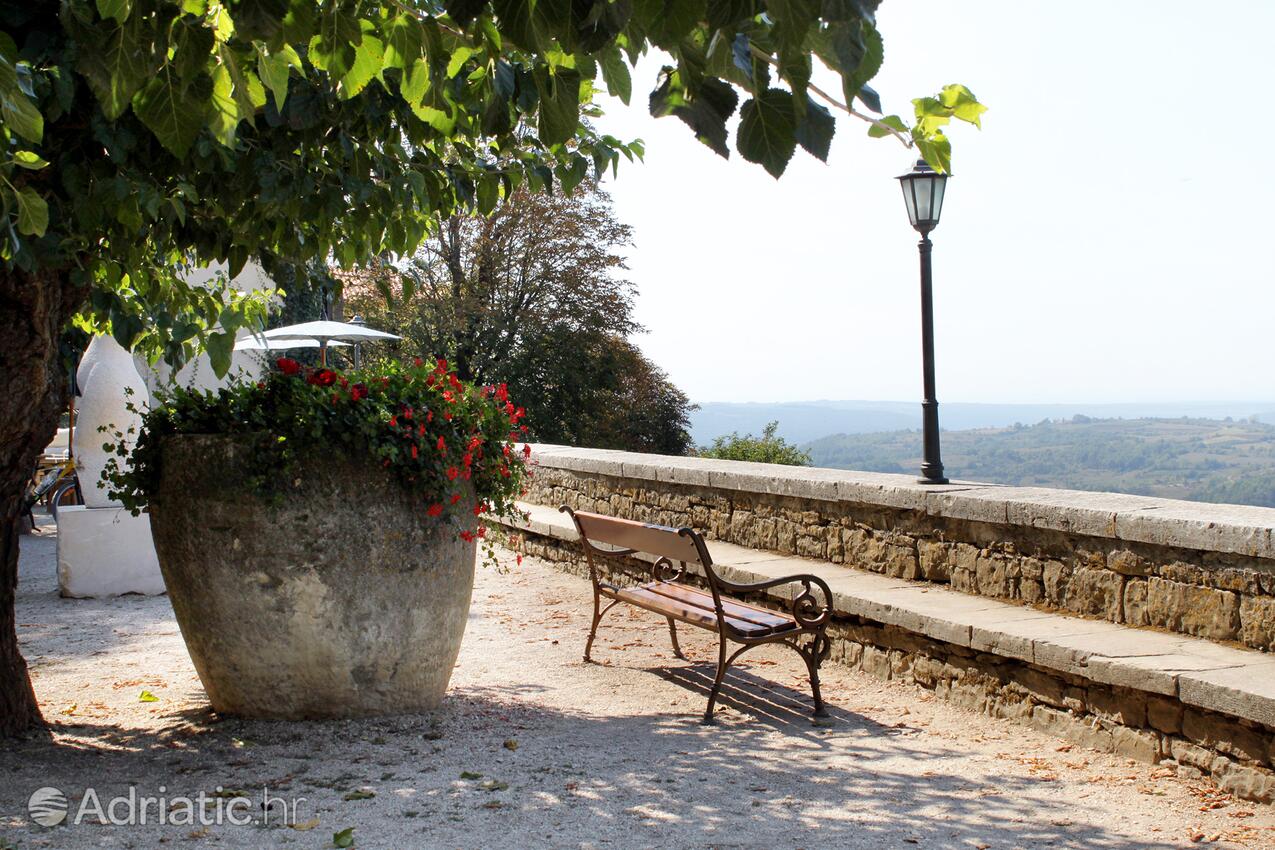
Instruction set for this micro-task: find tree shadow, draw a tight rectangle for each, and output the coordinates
[1,686,1187,850]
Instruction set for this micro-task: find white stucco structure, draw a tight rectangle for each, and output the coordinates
[74,334,149,509]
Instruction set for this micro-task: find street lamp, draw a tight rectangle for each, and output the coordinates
[897,159,950,485]
[349,314,367,369]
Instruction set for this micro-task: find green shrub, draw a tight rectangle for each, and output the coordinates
[698,421,811,466]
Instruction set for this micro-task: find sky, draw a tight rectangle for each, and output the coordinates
[591,1,1275,405]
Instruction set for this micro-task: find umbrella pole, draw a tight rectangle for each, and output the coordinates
[321,340,327,367]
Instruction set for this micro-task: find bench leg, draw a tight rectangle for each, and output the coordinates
[703,638,729,724]
[584,589,603,663]
[666,617,685,660]
[803,632,831,717]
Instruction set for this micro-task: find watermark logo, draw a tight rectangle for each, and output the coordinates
[27,787,68,827]
[24,786,305,829]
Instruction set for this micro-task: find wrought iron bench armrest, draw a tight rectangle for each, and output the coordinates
[713,573,834,629]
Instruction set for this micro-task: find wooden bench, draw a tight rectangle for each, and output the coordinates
[561,506,833,723]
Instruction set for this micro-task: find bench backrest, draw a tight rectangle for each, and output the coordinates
[562,507,712,570]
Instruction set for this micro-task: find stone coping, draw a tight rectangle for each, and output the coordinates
[529,445,1275,562]
[495,501,1275,730]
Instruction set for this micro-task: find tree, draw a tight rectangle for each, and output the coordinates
[0,1,980,735]
[345,181,696,453]
[700,421,812,466]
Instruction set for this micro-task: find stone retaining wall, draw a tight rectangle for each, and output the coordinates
[525,448,1275,652]
[505,528,1275,803]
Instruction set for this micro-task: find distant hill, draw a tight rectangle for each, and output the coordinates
[690,400,1275,445]
[803,417,1275,508]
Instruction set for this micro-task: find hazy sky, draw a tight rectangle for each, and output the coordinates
[592,2,1275,405]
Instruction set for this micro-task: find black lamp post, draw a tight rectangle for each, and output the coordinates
[349,314,366,369]
[897,159,950,485]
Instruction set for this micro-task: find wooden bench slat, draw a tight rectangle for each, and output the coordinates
[573,511,703,564]
[611,586,776,636]
[642,582,795,631]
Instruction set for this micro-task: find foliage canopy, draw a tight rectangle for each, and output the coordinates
[1,1,982,373]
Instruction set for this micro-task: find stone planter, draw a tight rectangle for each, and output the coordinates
[148,434,477,719]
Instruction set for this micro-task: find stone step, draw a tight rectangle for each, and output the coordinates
[496,501,1275,730]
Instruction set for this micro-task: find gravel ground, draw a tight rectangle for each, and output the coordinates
[3,512,1275,850]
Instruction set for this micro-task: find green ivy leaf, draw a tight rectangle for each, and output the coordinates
[96,0,133,23]
[332,827,355,848]
[736,88,797,178]
[14,187,48,237]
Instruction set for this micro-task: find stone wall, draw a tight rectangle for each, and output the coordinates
[504,528,1275,803]
[524,449,1275,652]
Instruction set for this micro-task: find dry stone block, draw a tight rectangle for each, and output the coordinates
[1063,567,1124,621]
[1218,763,1275,803]
[1112,726,1160,763]
[1182,710,1270,765]
[1143,577,1241,641]
[1147,696,1184,735]
[1240,595,1275,651]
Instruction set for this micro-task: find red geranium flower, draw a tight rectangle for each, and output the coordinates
[450,493,463,505]
[276,357,301,376]
[410,445,419,459]
[446,466,459,481]
[351,383,368,401]
[436,436,446,453]
[427,503,443,517]
[307,368,337,387]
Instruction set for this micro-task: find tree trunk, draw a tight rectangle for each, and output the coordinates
[0,266,85,736]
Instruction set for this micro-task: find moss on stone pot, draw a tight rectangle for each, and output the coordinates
[150,433,478,719]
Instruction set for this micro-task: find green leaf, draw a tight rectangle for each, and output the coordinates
[534,67,581,146]
[648,71,737,158]
[332,827,355,849]
[446,46,473,79]
[207,63,240,147]
[401,58,430,106]
[257,48,291,112]
[736,88,797,178]
[633,0,706,49]
[491,0,542,51]
[14,187,48,237]
[939,83,987,128]
[133,67,204,157]
[137,689,159,703]
[382,15,423,70]
[793,97,833,162]
[598,46,631,105]
[339,25,383,99]
[342,789,375,801]
[0,36,43,143]
[96,0,133,23]
[914,131,952,174]
[12,150,48,170]
[866,113,906,138]
[76,14,152,120]
[205,331,234,378]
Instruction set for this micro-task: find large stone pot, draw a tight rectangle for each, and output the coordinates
[148,434,477,719]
